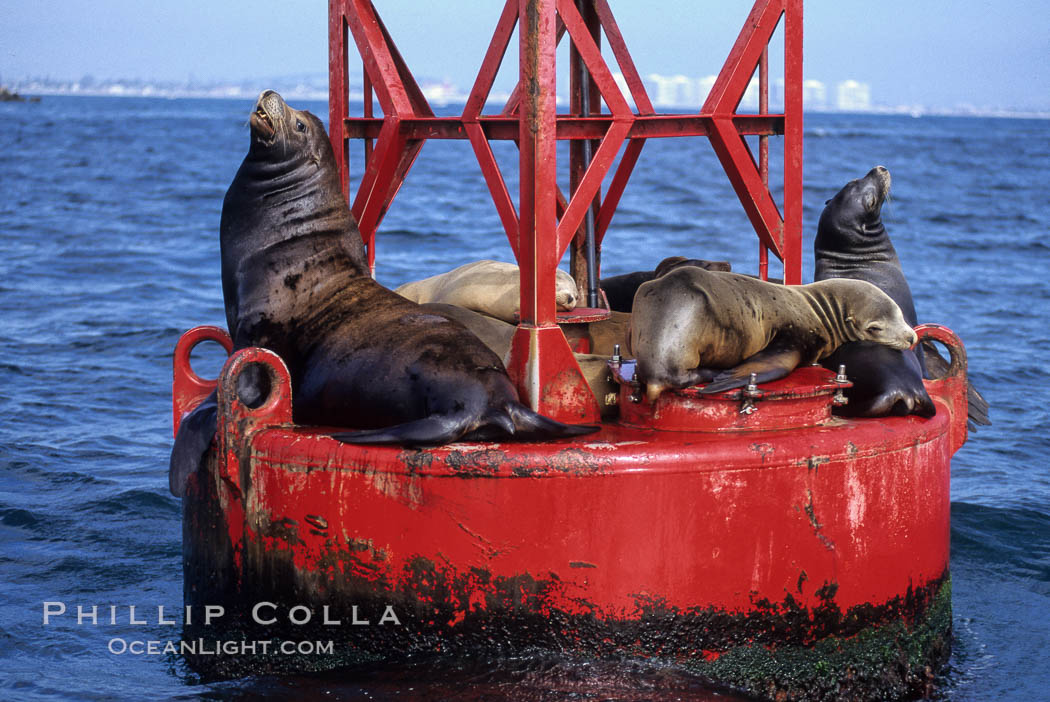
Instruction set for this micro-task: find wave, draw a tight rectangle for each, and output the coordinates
[951,501,1050,587]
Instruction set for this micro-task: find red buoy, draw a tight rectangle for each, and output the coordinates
[174,2,965,699]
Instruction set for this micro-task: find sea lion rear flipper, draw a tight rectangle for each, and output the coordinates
[698,347,802,394]
[331,404,597,447]
[505,403,598,440]
[331,413,477,447]
[169,391,218,498]
[964,382,991,429]
[920,338,991,428]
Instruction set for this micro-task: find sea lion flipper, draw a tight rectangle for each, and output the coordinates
[169,391,218,498]
[854,386,937,419]
[965,383,991,429]
[331,413,476,447]
[505,403,598,440]
[698,347,801,395]
[920,339,991,428]
[331,404,597,447]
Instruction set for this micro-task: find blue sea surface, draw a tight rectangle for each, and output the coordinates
[1,96,1048,700]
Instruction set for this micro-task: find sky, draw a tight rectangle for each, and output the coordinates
[2,0,1048,112]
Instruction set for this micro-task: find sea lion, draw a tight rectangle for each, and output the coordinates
[561,310,633,359]
[169,91,594,497]
[814,166,988,424]
[396,260,578,323]
[423,303,620,417]
[419,303,517,362]
[600,256,732,313]
[630,267,918,403]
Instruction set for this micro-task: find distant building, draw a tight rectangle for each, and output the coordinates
[803,79,827,110]
[646,73,699,108]
[697,75,717,106]
[740,76,759,111]
[646,74,671,107]
[836,80,871,111]
[421,80,459,106]
[771,78,785,110]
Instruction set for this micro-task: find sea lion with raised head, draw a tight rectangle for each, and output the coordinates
[814,166,988,424]
[396,260,578,323]
[630,267,919,403]
[169,91,594,496]
[599,256,732,313]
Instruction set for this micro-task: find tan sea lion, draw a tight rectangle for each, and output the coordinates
[396,260,578,323]
[169,91,594,497]
[630,267,919,403]
[424,303,619,417]
[599,256,732,312]
[560,310,633,359]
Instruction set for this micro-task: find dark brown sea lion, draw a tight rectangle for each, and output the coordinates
[630,267,919,403]
[814,166,989,425]
[600,256,732,312]
[169,91,594,496]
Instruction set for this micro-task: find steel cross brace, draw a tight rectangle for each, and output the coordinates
[328,0,803,419]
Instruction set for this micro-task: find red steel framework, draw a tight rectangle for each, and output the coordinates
[170,6,965,690]
[328,0,803,422]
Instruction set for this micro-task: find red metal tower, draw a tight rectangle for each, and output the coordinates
[328,0,803,422]
[169,4,967,696]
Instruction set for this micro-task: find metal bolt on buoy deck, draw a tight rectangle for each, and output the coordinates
[833,363,850,405]
[740,372,761,414]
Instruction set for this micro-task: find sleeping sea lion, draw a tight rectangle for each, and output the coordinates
[630,267,918,403]
[815,166,988,424]
[168,91,594,496]
[396,260,578,323]
[422,303,619,417]
[599,256,732,313]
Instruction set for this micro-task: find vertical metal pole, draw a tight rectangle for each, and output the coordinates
[363,68,375,276]
[569,0,601,309]
[363,72,374,164]
[506,0,599,423]
[783,0,804,285]
[328,1,350,200]
[758,45,769,281]
[517,0,558,327]
[578,2,599,308]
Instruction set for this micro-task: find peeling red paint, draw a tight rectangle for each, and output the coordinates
[179,340,960,626]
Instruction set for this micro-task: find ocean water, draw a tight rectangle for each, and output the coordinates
[1,95,1048,700]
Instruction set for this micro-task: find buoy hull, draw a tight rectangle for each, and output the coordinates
[176,327,966,699]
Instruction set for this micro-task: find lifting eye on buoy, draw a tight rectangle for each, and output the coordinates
[235,362,272,410]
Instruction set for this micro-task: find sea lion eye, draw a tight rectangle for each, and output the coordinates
[866,323,883,334]
[296,120,307,132]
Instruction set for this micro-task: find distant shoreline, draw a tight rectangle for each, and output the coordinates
[10,88,1050,120]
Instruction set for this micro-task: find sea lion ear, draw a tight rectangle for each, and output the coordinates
[824,198,832,205]
[844,315,855,327]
